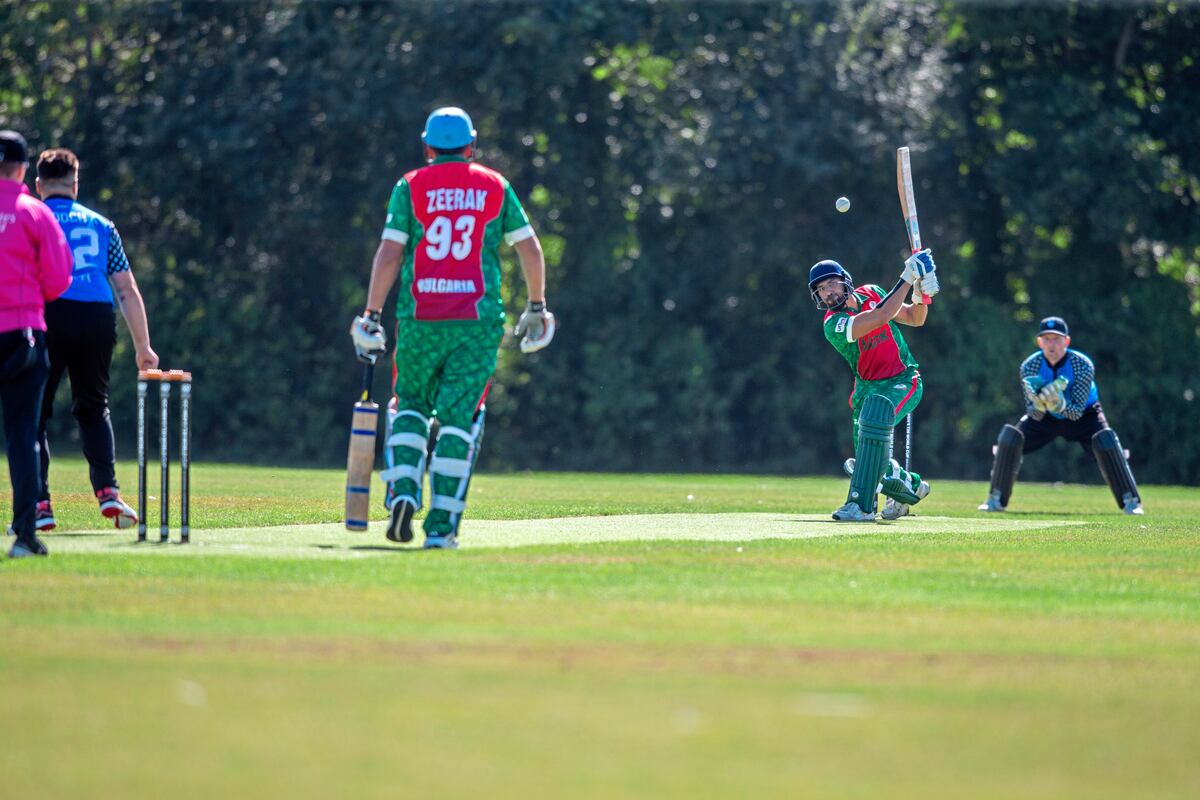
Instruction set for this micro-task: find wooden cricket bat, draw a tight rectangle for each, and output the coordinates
[344,359,379,531]
[896,146,932,305]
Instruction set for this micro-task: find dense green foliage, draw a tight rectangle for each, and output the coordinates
[3,1,1197,483]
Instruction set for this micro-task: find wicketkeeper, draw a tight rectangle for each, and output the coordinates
[978,316,1143,515]
[350,107,555,549]
[808,251,940,522]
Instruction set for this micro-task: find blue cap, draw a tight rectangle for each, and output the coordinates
[1039,316,1069,337]
[421,107,476,150]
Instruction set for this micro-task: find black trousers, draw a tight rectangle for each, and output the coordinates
[1,329,49,538]
[39,299,119,500]
[1018,403,1109,457]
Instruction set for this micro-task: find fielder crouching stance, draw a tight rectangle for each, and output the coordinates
[350,107,555,549]
[979,316,1143,515]
[809,251,940,522]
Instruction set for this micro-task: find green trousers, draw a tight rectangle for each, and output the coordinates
[382,322,502,536]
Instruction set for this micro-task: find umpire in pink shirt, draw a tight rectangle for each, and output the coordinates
[0,130,73,558]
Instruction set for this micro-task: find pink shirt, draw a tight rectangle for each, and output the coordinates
[0,179,73,332]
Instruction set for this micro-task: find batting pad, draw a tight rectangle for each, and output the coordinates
[847,394,894,515]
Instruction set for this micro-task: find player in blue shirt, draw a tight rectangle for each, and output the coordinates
[34,148,159,531]
[979,316,1143,515]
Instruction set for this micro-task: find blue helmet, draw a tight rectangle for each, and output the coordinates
[421,107,477,150]
[808,260,854,310]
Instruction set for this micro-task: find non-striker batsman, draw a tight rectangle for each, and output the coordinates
[350,107,555,549]
[809,252,940,521]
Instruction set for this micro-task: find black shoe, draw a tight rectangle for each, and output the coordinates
[385,500,415,543]
[9,535,49,558]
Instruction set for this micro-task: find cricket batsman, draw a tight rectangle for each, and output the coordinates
[350,107,555,549]
[808,252,940,521]
[978,316,1143,515]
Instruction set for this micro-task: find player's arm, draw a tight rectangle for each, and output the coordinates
[1020,355,1046,419]
[513,235,545,304]
[352,180,410,360]
[1058,354,1094,421]
[365,239,405,312]
[106,227,159,371]
[502,181,554,353]
[894,295,928,327]
[847,288,908,341]
[850,252,935,340]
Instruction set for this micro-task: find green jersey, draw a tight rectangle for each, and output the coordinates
[822,284,919,381]
[382,155,533,324]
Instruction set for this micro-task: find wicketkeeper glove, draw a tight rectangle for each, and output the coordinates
[350,310,387,362]
[1038,377,1068,415]
[900,249,936,285]
[513,300,557,354]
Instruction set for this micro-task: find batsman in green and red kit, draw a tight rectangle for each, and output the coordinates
[807,252,940,521]
[350,108,555,549]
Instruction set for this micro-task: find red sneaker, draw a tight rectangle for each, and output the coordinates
[35,500,56,532]
[96,488,138,530]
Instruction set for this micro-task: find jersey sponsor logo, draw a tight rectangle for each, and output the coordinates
[416,278,479,294]
[835,317,847,333]
[425,188,489,214]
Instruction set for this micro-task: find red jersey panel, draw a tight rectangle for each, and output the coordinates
[405,162,505,321]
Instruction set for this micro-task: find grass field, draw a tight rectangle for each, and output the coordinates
[2,460,1198,799]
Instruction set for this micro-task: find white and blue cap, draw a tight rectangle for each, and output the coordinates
[1038,316,1069,337]
[421,107,476,150]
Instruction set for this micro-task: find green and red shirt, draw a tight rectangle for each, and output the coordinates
[381,156,534,324]
[822,284,919,381]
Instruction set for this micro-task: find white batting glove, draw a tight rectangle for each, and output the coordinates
[900,249,936,285]
[514,301,556,354]
[350,310,387,362]
[917,272,940,299]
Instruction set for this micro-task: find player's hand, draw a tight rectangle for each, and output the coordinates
[350,311,387,362]
[900,249,936,285]
[136,345,159,372]
[1023,376,1046,411]
[916,272,940,299]
[1038,383,1066,414]
[514,300,556,354]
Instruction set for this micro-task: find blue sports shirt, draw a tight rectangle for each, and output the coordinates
[1019,348,1100,421]
[44,197,131,305]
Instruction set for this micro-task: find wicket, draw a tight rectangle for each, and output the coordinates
[137,369,193,543]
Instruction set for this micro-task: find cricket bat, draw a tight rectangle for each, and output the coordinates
[345,358,379,531]
[896,146,932,305]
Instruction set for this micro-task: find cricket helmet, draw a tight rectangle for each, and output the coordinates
[421,107,477,150]
[808,260,854,310]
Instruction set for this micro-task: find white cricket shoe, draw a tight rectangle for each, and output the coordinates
[1122,496,1144,516]
[423,533,459,550]
[977,489,1006,513]
[831,502,876,523]
[881,480,931,521]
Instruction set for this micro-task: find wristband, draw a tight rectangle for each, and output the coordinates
[529,301,545,313]
[364,309,382,324]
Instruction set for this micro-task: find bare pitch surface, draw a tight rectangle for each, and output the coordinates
[37,513,1085,557]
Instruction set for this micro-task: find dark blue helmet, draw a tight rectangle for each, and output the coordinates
[808,260,854,310]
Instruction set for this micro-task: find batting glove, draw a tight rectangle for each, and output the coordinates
[514,301,556,354]
[900,249,936,285]
[350,310,387,362]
